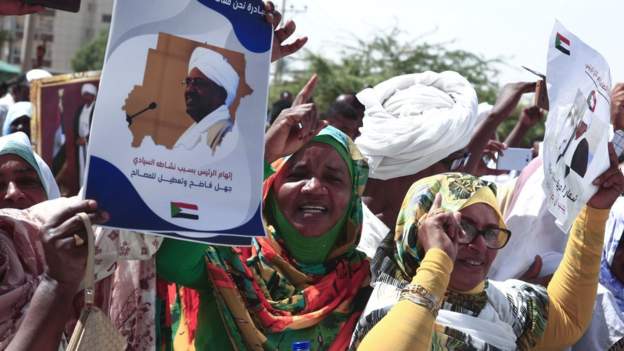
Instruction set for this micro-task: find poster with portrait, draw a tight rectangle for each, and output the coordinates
[542,21,612,232]
[85,0,271,244]
[30,71,100,196]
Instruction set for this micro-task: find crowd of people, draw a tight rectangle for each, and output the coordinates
[1,0,624,350]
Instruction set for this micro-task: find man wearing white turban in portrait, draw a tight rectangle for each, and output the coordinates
[175,47,239,155]
[74,83,97,186]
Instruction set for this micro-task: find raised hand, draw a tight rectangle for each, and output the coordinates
[490,82,536,119]
[41,199,108,290]
[611,83,624,130]
[264,75,325,163]
[589,143,624,209]
[264,1,308,63]
[519,106,544,127]
[417,193,461,261]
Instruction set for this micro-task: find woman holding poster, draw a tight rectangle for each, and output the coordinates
[156,116,372,350]
[352,145,624,350]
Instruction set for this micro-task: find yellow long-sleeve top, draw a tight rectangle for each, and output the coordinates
[358,206,609,350]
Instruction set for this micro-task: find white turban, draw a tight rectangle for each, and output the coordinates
[25,69,52,83]
[355,71,478,180]
[188,47,239,107]
[81,83,98,96]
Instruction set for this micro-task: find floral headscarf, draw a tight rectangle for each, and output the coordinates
[384,172,504,280]
[354,173,549,350]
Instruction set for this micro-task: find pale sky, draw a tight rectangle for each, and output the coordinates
[282,0,623,87]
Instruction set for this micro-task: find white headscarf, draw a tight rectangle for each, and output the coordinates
[81,83,98,96]
[188,47,239,107]
[355,71,478,180]
[0,132,60,199]
[2,101,32,136]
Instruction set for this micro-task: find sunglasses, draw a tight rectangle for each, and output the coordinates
[458,219,511,249]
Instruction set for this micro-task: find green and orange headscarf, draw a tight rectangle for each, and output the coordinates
[204,126,371,350]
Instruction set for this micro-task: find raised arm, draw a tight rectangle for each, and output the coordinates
[504,106,543,147]
[359,194,458,350]
[535,144,624,349]
[464,82,535,174]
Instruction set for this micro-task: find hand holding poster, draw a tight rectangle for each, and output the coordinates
[85,0,272,244]
[542,21,612,232]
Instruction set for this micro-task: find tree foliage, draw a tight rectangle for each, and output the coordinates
[270,28,544,146]
[71,28,109,72]
[270,28,501,113]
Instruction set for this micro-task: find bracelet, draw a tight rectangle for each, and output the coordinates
[399,284,441,316]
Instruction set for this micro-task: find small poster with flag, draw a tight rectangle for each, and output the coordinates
[84,0,271,245]
[542,20,612,232]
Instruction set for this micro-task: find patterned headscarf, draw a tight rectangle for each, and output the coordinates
[355,174,548,350]
[375,173,504,284]
[203,126,371,350]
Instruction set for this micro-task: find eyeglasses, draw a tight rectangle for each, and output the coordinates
[181,77,211,89]
[458,219,511,249]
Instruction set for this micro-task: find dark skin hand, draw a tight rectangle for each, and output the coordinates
[264,75,326,163]
[504,105,543,148]
[417,193,462,261]
[518,255,553,287]
[519,106,544,128]
[264,1,308,63]
[473,140,509,177]
[7,199,108,351]
[464,82,536,174]
[611,83,624,131]
[589,143,624,209]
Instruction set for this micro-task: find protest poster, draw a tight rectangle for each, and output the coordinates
[30,71,100,196]
[84,0,271,244]
[542,21,612,232]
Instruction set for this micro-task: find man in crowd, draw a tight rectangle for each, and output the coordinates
[270,90,293,125]
[324,93,365,140]
[174,47,239,155]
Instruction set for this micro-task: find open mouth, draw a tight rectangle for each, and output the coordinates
[299,205,328,214]
[458,258,484,267]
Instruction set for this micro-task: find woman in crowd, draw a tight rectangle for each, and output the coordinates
[2,102,32,139]
[0,132,60,348]
[352,143,623,350]
[156,112,372,349]
[0,132,59,209]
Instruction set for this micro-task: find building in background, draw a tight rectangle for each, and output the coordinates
[0,0,113,73]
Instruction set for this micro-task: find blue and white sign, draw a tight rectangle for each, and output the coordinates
[85,0,272,244]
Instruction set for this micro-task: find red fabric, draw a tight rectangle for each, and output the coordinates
[180,287,201,344]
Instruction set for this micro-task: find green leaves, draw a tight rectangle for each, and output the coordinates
[70,27,109,72]
[270,28,501,114]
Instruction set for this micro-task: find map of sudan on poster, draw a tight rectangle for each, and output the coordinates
[542,21,612,232]
[84,0,272,244]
